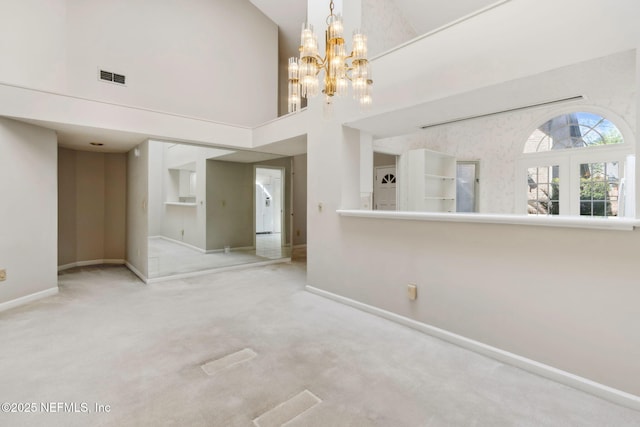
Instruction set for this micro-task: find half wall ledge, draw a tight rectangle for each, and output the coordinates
[336,210,640,231]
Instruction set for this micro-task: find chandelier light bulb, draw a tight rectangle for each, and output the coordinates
[287,0,373,113]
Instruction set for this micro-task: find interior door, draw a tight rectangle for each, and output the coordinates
[456,161,479,212]
[374,166,397,210]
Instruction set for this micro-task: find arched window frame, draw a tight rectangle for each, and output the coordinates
[516,108,634,217]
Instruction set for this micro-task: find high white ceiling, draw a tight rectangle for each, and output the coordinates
[249,0,500,63]
[392,0,501,37]
[15,0,511,155]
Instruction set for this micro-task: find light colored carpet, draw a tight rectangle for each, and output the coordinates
[0,263,638,426]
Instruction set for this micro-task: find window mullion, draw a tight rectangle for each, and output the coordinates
[566,158,578,215]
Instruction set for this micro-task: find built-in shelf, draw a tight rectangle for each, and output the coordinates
[164,202,197,207]
[399,149,456,212]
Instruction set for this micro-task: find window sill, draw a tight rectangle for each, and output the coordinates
[337,210,639,231]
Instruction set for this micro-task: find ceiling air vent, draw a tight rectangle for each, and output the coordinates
[99,68,126,86]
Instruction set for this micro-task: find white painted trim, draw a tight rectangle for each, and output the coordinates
[337,209,639,231]
[156,236,206,253]
[371,0,512,61]
[0,80,251,129]
[164,201,197,207]
[205,246,255,254]
[0,287,59,313]
[305,286,640,411]
[125,262,149,284]
[147,258,291,284]
[58,259,125,271]
[254,107,308,128]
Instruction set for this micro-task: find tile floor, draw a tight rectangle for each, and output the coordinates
[148,234,291,279]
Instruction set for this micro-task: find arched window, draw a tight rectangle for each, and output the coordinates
[524,112,623,153]
[520,111,631,217]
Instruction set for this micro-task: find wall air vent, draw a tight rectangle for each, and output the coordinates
[99,68,126,86]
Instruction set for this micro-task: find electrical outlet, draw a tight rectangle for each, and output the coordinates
[407,283,417,300]
[0,269,6,282]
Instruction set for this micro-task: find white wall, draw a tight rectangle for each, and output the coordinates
[159,143,206,250]
[293,154,308,246]
[375,50,636,214]
[308,113,640,397]
[305,0,640,399]
[148,142,164,237]
[361,0,417,57]
[65,0,277,126]
[348,0,640,126]
[0,118,58,304]
[150,142,231,250]
[126,141,149,278]
[0,0,67,91]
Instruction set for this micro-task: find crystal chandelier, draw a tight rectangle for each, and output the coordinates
[287,0,372,113]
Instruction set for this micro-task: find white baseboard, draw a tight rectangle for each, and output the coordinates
[58,259,125,271]
[305,286,640,412]
[147,258,291,284]
[155,236,206,253]
[125,262,148,284]
[205,245,255,254]
[0,287,59,313]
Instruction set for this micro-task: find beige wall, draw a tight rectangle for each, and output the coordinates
[58,148,127,266]
[0,118,58,305]
[206,160,254,250]
[104,154,127,259]
[374,152,396,167]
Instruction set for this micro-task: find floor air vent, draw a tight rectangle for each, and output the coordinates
[99,69,126,85]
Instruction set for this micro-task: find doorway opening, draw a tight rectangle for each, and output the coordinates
[373,152,398,210]
[456,161,479,212]
[254,166,285,257]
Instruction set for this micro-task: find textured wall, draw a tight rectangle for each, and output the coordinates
[375,51,636,214]
[361,0,417,57]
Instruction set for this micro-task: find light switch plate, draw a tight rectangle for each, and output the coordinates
[0,269,6,282]
[407,283,417,300]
